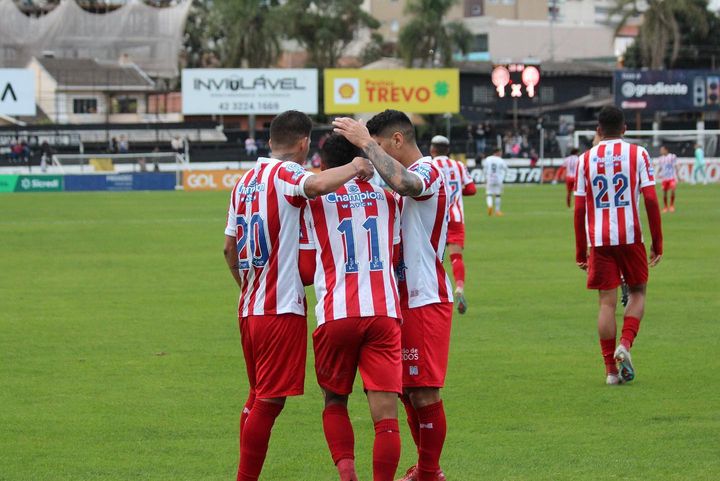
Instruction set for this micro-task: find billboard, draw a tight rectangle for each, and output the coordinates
[183,170,246,191]
[324,69,459,114]
[182,69,318,115]
[0,175,62,192]
[615,70,720,112]
[0,69,36,116]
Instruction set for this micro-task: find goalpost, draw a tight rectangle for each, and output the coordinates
[573,129,720,183]
[50,152,189,189]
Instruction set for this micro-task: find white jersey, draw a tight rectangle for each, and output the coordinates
[225,157,313,317]
[656,153,677,181]
[575,139,655,247]
[484,155,507,186]
[564,155,579,179]
[396,157,453,309]
[432,155,473,223]
[301,180,401,325]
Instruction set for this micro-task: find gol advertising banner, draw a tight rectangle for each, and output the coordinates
[324,69,459,114]
[182,69,318,115]
[183,170,246,191]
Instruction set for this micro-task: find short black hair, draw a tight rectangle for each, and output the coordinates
[570,148,579,155]
[598,106,625,136]
[320,134,364,169]
[366,109,415,141]
[269,110,312,148]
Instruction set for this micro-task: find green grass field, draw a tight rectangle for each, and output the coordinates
[1,186,719,481]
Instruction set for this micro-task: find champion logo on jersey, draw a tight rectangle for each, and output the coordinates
[326,190,385,203]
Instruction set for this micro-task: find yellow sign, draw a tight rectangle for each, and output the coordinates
[324,69,459,114]
[183,169,246,191]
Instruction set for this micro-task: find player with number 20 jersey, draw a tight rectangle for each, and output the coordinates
[574,106,663,387]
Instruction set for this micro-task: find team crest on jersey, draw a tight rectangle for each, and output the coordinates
[283,162,306,181]
[410,163,432,184]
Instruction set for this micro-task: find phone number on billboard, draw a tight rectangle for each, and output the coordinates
[217,102,280,112]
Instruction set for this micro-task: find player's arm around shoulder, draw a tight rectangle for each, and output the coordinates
[303,157,374,198]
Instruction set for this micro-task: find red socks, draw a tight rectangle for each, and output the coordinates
[239,390,256,443]
[416,401,447,481]
[449,253,465,290]
[600,338,618,375]
[322,404,356,480]
[373,419,401,481]
[621,316,641,349]
[400,395,420,451]
[236,400,284,481]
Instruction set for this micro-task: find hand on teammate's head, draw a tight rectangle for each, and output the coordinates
[351,156,374,181]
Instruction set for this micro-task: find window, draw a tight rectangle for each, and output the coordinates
[540,86,555,104]
[73,98,98,114]
[471,4,482,15]
[390,20,399,33]
[472,86,495,105]
[111,96,138,114]
[471,34,488,53]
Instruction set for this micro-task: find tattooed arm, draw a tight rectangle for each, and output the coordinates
[332,117,423,197]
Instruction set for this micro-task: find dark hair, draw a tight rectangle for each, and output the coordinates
[493,147,502,155]
[432,143,450,156]
[366,109,415,141]
[570,148,579,155]
[598,106,625,136]
[320,134,364,169]
[269,110,312,148]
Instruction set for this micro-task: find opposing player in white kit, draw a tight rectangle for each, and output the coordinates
[574,106,663,385]
[430,135,477,314]
[223,111,373,481]
[333,110,453,481]
[483,147,507,216]
[562,148,580,208]
[299,134,403,481]
[656,145,678,213]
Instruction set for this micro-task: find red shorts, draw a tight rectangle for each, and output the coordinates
[313,316,402,395]
[240,313,307,399]
[565,177,576,192]
[401,302,453,388]
[446,221,465,248]
[587,243,648,290]
[661,179,677,191]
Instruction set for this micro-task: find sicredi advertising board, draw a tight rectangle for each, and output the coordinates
[324,69,459,114]
[182,69,318,115]
[615,70,720,112]
[0,69,36,116]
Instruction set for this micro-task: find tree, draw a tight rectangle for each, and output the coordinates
[182,0,223,68]
[613,0,708,69]
[397,0,472,68]
[213,0,283,68]
[282,0,380,69]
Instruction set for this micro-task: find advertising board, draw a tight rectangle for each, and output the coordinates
[324,69,459,114]
[183,170,246,191]
[0,69,36,116]
[615,70,720,112]
[182,69,318,115]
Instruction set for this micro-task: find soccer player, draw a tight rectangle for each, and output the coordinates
[483,147,507,216]
[430,135,477,314]
[574,106,663,385]
[333,111,453,481]
[693,143,708,185]
[656,145,678,213]
[562,148,580,208]
[299,134,403,481]
[223,110,373,481]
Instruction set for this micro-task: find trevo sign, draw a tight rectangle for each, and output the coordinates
[0,69,36,116]
[183,170,246,191]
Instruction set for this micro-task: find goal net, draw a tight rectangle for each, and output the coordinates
[50,152,188,189]
[573,129,720,184]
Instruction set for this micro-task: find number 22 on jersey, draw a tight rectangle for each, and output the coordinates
[592,173,629,209]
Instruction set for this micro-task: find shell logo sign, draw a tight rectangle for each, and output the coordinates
[325,69,459,114]
[183,170,246,191]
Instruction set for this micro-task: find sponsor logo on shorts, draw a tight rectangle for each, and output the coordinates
[409,366,419,376]
[419,423,434,429]
[402,348,419,361]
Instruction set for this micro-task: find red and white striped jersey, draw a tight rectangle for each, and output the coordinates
[575,139,655,247]
[432,156,473,223]
[301,179,401,325]
[224,157,314,317]
[396,157,453,309]
[656,153,677,181]
[564,154,579,179]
